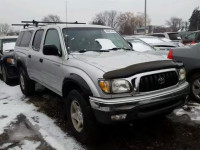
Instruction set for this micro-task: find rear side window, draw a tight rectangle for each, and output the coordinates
[16,31,24,46]
[32,29,44,51]
[20,30,33,47]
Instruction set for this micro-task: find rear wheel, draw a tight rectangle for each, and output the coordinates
[66,89,98,143]
[189,73,200,103]
[19,67,35,96]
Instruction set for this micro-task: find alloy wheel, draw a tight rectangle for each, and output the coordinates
[2,67,7,82]
[192,78,200,100]
[70,100,84,132]
[20,73,25,90]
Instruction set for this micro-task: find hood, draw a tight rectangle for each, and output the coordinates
[71,50,167,72]
[145,50,168,59]
[2,51,14,57]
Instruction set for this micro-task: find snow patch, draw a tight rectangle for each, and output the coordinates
[0,80,83,150]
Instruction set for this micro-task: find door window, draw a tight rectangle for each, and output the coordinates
[44,29,61,52]
[32,29,44,51]
[196,32,200,41]
[186,32,197,40]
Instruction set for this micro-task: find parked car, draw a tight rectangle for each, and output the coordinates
[0,36,18,83]
[130,35,179,51]
[14,23,189,142]
[167,43,200,102]
[124,37,168,58]
[149,32,181,42]
[181,30,200,45]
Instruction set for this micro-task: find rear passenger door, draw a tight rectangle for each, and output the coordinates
[41,28,63,94]
[27,29,44,83]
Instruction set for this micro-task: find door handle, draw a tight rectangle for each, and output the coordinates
[28,55,31,58]
[39,58,43,63]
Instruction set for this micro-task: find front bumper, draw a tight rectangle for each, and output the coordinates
[89,82,189,124]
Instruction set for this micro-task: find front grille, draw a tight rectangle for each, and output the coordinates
[138,71,179,92]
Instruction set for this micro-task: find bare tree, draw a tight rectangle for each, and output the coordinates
[166,17,184,32]
[135,13,151,27]
[42,14,61,22]
[0,24,10,35]
[92,10,120,28]
[118,12,136,35]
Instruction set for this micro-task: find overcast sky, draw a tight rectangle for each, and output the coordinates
[0,0,199,27]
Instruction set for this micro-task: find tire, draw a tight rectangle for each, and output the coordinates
[66,89,98,143]
[189,73,200,103]
[19,67,35,96]
[2,65,9,83]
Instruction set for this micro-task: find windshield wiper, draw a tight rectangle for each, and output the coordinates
[74,50,110,53]
[108,47,133,51]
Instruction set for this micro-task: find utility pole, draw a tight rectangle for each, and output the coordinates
[66,0,67,22]
[145,0,147,34]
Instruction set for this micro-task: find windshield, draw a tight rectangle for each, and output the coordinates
[2,39,17,53]
[127,39,156,52]
[62,28,132,53]
[139,37,164,44]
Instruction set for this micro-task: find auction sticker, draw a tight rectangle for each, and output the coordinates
[104,29,117,33]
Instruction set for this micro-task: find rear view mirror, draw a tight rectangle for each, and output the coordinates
[43,45,61,56]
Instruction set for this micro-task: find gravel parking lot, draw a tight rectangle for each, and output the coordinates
[1,80,200,150]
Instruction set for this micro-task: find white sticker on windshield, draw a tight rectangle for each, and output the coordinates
[104,29,117,34]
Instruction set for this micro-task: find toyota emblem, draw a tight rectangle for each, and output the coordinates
[158,77,165,85]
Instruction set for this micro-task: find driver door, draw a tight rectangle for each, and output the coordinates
[40,28,63,94]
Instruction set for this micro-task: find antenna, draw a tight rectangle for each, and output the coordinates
[66,0,68,23]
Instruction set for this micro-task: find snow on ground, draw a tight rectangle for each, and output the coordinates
[0,80,83,150]
[174,103,200,123]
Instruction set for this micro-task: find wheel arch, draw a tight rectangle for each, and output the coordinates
[16,59,29,77]
[62,74,93,99]
[187,68,200,81]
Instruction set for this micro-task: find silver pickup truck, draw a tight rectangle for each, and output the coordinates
[14,23,189,142]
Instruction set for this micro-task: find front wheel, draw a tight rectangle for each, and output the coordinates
[19,68,35,96]
[66,90,98,143]
[190,73,200,103]
[2,65,9,83]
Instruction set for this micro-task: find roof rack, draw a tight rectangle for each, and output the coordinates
[21,20,86,27]
[12,23,45,29]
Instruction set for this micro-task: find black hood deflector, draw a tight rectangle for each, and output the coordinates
[103,60,183,79]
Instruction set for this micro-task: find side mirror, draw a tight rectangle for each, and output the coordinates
[127,41,133,48]
[43,45,61,56]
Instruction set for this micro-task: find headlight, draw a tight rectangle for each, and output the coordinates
[99,79,131,94]
[7,58,15,65]
[112,79,131,93]
[179,68,186,81]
